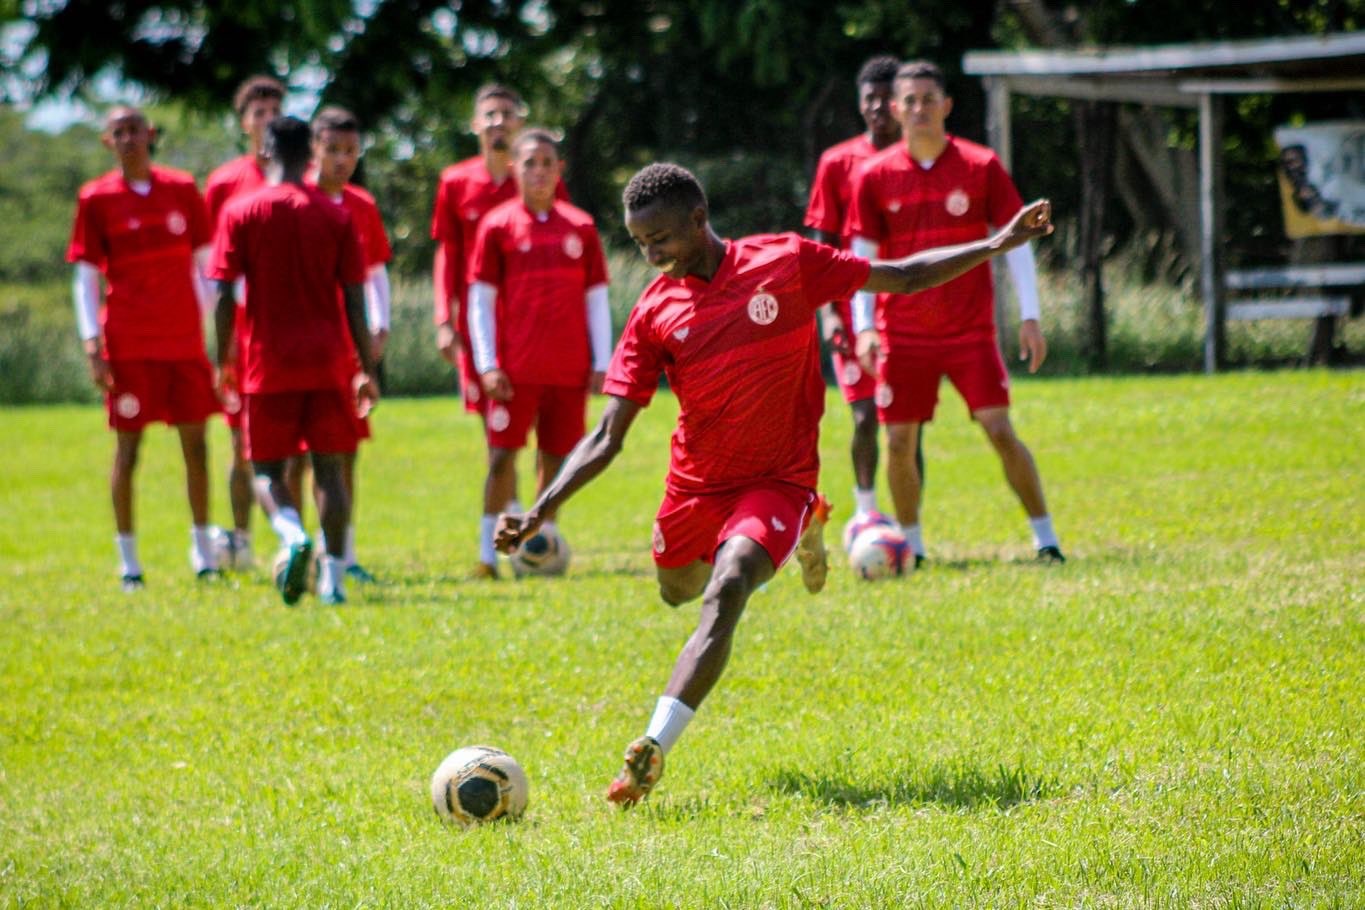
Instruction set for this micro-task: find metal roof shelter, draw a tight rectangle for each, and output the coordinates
[963,32,1365,372]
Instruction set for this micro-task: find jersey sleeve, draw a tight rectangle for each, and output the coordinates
[583,222,608,288]
[844,163,883,243]
[66,192,105,268]
[985,155,1025,228]
[602,302,664,406]
[803,152,844,235]
[430,175,456,242]
[469,217,504,287]
[206,205,242,281]
[798,236,871,315]
[186,183,213,249]
[361,199,392,266]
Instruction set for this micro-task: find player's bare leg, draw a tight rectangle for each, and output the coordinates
[885,421,927,566]
[284,453,309,527]
[973,406,1063,562]
[608,537,774,806]
[656,560,711,607]
[849,398,880,498]
[338,451,373,582]
[227,427,255,568]
[475,447,518,578]
[111,430,144,589]
[310,451,352,603]
[252,460,313,605]
[176,422,219,578]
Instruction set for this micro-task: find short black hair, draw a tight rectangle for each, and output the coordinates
[233,75,285,117]
[264,116,313,168]
[512,127,560,156]
[894,60,946,92]
[474,83,527,112]
[312,105,360,135]
[623,163,707,215]
[857,55,901,88]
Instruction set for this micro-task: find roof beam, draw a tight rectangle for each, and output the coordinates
[998,75,1198,108]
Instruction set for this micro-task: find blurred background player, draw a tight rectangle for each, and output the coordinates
[287,104,394,584]
[466,129,611,578]
[67,105,221,589]
[495,163,1053,804]
[204,74,286,570]
[847,60,1064,565]
[209,116,378,606]
[803,54,906,529]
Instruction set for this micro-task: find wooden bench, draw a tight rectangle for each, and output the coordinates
[1224,263,1364,321]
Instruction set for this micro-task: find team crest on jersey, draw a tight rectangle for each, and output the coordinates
[652,521,666,554]
[747,292,779,326]
[946,189,970,217]
[487,404,510,432]
[888,200,902,214]
[770,516,787,532]
[127,217,141,231]
[115,393,141,419]
[166,211,187,235]
[562,233,584,259]
[842,362,863,385]
[874,383,894,408]
[464,207,481,221]
[672,327,690,342]
[517,239,532,253]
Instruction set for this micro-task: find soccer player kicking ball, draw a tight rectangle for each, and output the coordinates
[209,117,379,607]
[466,129,611,577]
[204,74,286,570]
[495,163,1052,804]
[67,106,222,590]
[303,105,394,584]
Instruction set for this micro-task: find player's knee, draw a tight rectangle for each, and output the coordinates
[980,417,1017,449]
[704,562,753,613]
[885,426,915,456]
[659,580,701,607]
[487,448,516,475]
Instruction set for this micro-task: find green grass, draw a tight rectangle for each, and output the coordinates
[1,371,1362,907]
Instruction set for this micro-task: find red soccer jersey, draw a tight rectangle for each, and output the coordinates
[205,154,266,229]
[429,156,568,329]
[336,184,392,269]
[208,183,367,394]
[66,165,213,362]
[846,136,1023,348]
[604,234,870,494]
[804,133,880,245]
[470,198,608,387]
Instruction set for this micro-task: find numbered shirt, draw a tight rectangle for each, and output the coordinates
[470,198,608,387]
[847,136,1023,348]
[66,165,212,361]
[605,233,870,494]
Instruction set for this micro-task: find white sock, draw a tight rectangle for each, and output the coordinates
[899,522,925,557]
[115,533,141,577]
[1029,515,1059,550]
[479,514,497,566]
[318,555,345,598]
[270,507,309,547]
[191,525,216,571]
[853,487,878,516]
[539,519,557,537]
[508,499,524,514]
[645,695,695,755]
[344,525,357,567]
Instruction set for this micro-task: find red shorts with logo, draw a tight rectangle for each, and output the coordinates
[484,383,587,456]
[457,344,485,416]
[651,480,816,570]
[832,349,877,404]
[105,358,220,432]
[875,337,1010,424]
[243,389,360,462]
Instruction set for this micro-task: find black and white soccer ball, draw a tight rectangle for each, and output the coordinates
[509,527,571,577]
[430,745,529,828]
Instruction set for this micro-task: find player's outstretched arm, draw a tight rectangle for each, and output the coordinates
[863,199,1052,296]
[342,282,380,411]
[495,395,642,552]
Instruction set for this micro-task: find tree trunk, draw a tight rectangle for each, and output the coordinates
[1076,100,1116,368]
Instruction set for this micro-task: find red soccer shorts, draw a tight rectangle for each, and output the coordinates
[830,299,876,404]
[243,388,360,462]
[106,358,220,432]
[457,344,485,416]
[484,382,587,456]
[651,480,816,570]
[875,337,1011,425]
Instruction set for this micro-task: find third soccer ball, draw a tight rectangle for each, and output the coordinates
[509,527,571,577]
[848,525,910,580]
[430,745,529,827]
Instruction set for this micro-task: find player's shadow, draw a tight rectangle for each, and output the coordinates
[766,758,1058,811]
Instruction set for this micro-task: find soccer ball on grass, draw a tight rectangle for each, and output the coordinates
[848,525,910,580]
[841,511,895,553]
[509,526,571,577]
[430,745,529,827]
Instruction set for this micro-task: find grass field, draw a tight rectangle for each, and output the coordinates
[1,371,1362,908]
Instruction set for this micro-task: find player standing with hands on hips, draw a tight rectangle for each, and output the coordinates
[496,163,1053,805]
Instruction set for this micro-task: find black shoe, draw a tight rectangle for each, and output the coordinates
[912,553,926,570]
[121,574,145,592]
[1037,545,1066,564]
[196,567,224,582]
